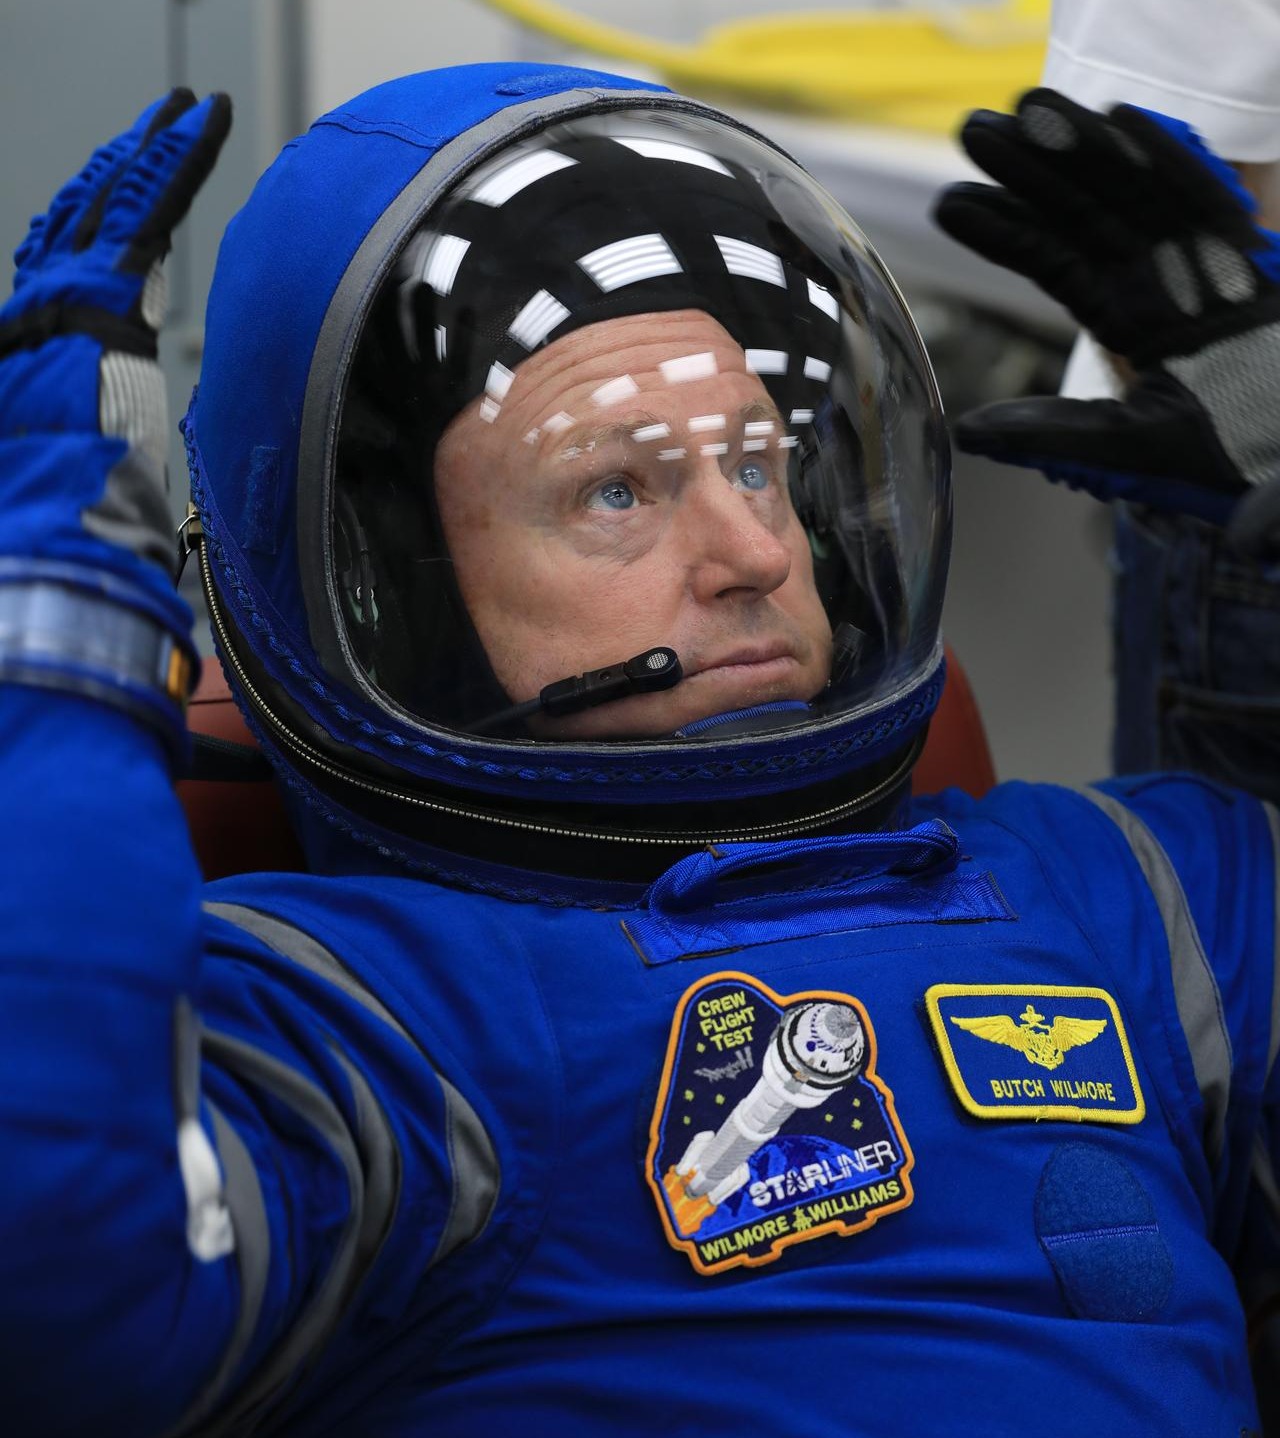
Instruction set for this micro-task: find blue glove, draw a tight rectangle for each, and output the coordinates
[934,87,1280,559]
[0,89,231,758]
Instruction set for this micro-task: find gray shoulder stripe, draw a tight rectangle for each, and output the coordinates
[205,899,500,1263]
[1265,804,1280,1083]
[434,1075,501,1265]
[1081,787,1232,1166]
[177,1040,405,1434]
[187,1028,367,1436]
[173,1000,235,1264]
[204,901,413,1046]
[166,1102,272,1437]
[329,1048,402,1283]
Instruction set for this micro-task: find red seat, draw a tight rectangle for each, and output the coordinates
[178,664,306,881]
[180,647,995,881]
[911,645,997,800]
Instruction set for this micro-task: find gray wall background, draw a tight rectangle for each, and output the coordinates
[0,0,1113,784]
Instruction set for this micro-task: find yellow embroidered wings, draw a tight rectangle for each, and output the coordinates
[949,1010,1108,1070]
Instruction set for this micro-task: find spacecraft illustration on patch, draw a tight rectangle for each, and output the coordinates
[663,997,868,1234]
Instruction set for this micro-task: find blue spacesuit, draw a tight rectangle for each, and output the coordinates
[0,66,1277,1438]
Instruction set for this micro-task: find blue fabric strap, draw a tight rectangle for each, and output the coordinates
[626,821,1016,964]
[0,556,195,764]
[648,821,962,914]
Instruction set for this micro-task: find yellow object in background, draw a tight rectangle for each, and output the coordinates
[475,0,1048,134]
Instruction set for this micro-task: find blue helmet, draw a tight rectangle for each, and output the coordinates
[185,62,951,900]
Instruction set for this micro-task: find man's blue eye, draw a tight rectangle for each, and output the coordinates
[735,460,770,491]
[592,479,636,510]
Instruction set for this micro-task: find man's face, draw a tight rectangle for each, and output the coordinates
[434,309,833,738]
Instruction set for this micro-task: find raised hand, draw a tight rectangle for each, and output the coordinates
[0,90,231,756]
[934,87,1280,557]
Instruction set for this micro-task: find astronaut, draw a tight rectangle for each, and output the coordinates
[0,64,1276,1437]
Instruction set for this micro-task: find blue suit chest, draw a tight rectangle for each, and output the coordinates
[224,782,1260,1435]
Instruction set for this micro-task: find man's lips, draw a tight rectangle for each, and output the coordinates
[688,644,798,677]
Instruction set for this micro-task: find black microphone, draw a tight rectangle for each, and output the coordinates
[469,647,682,735]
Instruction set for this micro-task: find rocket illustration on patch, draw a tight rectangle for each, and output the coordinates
[664,998,867,1232]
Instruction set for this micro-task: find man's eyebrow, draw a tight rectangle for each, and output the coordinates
[552,410,668,458]
[740,398,784,430]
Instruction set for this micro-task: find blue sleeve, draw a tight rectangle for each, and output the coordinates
[0,686,223,1433]
[0,686,468,1435]
[1091,774,1280,1246]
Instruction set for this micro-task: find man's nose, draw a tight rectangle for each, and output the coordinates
[683,472,793,602]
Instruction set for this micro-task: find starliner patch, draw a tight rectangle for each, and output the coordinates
[647,971,914,1277]
[925,983,1145,1125]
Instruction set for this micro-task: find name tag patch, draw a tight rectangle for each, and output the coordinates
[647,971,914,1277]
[925,984,1145,1125]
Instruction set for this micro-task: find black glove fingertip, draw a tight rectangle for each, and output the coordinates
[124,93,233,275]
[931,181,998,232]
[142,87,199,146]
[71,89,201,255]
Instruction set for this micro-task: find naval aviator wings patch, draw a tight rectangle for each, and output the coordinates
[647,971,914,1277]
[925,984,1145,1125]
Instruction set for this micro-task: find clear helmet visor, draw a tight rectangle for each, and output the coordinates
[332,104,950,744]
